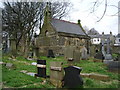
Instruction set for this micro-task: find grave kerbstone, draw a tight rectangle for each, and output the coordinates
[50,62,64,88]
[63,66,83,88]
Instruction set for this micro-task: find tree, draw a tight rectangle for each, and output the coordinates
[79,0,119,22]
[2,1,72,56]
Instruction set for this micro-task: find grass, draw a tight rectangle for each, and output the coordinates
[2,54,120,88]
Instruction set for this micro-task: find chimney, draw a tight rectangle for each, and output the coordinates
[102,32,104,35]
[78,19,81,24]
[110,31,112,35]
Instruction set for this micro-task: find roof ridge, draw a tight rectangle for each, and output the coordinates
[52,18,78,25]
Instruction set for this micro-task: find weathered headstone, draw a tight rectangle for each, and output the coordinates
[50,62,64,88]
[33,47,39,59]
[73,47,81,62]
[63,66,83,88]
[27,52,33,60]
[80,46,88,60]
[47,49,55,58]
[6,63,14,69]
[94,43,104,60]
[103,60,120,73]
[35,60,46,78]
[104,38,112,60]
[65,46,80,62]
[64,46,75,59]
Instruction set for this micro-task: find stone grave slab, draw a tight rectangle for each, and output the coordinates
[50,62,64,88]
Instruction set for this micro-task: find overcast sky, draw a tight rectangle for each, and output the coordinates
[64,0,119,35]
[0,0,119,35]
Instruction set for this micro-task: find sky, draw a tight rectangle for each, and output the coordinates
[0,0,119,35]
[63,0,119,35]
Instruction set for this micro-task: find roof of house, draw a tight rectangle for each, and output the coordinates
[116,34,120,38]
[51,19,86,36]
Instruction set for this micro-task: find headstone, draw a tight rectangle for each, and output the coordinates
[27,52,33,60]
[47,49,55,58]
[94,51,104,60]
[104,38,112,60]
[80,46,88,60]
[94,43,104,60]
[64,46,75,59]
[65,46,80,62]
[63,66,83,88]
[6,63,14,68]
[50,62,64,88]
[35,60,46,78]
[73,48,81,62]
[33,47,39,59]
[103,60,120,73]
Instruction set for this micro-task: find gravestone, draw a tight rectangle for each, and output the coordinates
[27,52,33,60]
[63,66,83,88]
[103,60,120,73]
[80,46,88,60]
[47,49,55,58]
[64,46,75,59]
[64,46,80,62]
[73,47,81,62]
[104,38,112,60]
[33,47,39,59]
[6,63,14,69]
[94,43,104,60]
[50,62,64,88]
[35,60,46,78]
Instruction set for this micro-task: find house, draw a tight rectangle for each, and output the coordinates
[89,35,101,45]
[114,34,120,46]
[37,4,90,56]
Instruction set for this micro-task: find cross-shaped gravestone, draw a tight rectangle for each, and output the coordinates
[105,38,112,60]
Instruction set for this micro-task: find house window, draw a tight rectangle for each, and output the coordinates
[98,39,99,41]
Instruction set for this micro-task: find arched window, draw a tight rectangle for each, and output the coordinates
[45,30,49,36]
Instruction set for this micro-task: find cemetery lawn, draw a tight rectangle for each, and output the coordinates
[2,55,120,88]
